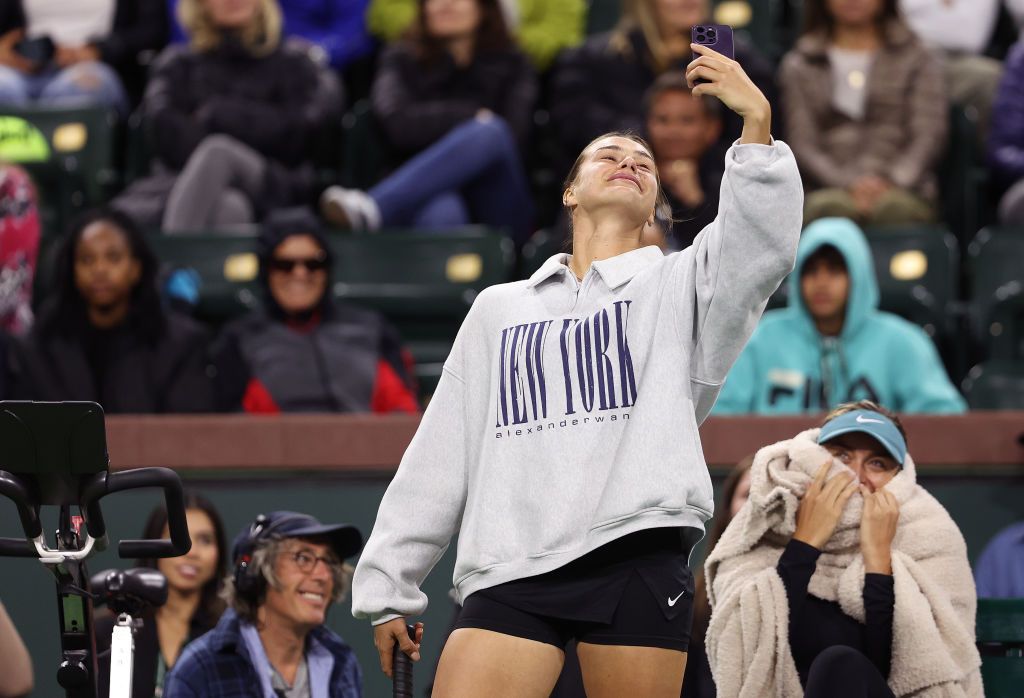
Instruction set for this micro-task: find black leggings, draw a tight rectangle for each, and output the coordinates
[804,646,896,698]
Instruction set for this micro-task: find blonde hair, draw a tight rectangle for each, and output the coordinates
[610,0,707,72]
[178,0,282,57]
[220,536,354,624]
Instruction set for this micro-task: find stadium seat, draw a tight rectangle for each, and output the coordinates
[975,598,1024,698]
[519,226,568,278]
[145,233,263,324]
[863,225,959,335]
[962,360,1024,410]
[939,106,993,247]
[340,100,396,190]
[967,226,1024,360]
[586,0,621,35]
[329,228,516,396]
[0,106,119,237]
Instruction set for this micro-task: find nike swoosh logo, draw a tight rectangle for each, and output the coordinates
[668,591,686,607]
[856,415,883,424]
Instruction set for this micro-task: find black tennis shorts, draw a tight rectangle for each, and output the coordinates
[455,527,698,652]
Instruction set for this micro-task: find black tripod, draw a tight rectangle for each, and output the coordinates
[0,401,191,698]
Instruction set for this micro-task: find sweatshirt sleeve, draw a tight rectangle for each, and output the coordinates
[672,139,803,421]
[351,323,473,623]
[891,324,966,414]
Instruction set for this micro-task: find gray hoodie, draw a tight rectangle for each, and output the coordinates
[352,140,804,624]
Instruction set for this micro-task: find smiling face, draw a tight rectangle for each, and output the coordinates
[261,538,337,633]
[267,234,329,316]
[822,432,900,492]
[564,135,661,227]
[157,509,221,595]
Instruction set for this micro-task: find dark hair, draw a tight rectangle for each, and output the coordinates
[137,490,228,623]
[257,207,334,321]
[408,0,513,62]
[823,400,908,442]
[802,0,899,36]
[38,207,165,342]
[642,72,722,121]
[691,455,755,646]
[800,244,847,276]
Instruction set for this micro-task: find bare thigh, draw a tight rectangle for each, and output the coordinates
[577,642,688,698]
[431,627,564,698]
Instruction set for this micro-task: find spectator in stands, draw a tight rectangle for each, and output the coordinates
[0,0,167,113]
[164,511,364,697]
[7,208,215,412]
[780,0,947,225]
[644,72,723,250]
[550,0,776,166]
[706,401,982,697]
[989,38,1024,225]
[974,520,1024,598]
[319,0,537,243]
[114,0,341,232]
[714,217,965,414]
[97,491,228,698]
[212,208,419,414]
[899,0,1002,145]
[0,600,32,698]
[367,0,585,71]
[1010,0,1024,38]
[682,454,753,698]
[0,164,38,335]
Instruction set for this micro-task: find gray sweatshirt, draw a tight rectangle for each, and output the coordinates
[352,140,804,624]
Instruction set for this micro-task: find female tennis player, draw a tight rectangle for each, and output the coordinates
[352,42,803,697]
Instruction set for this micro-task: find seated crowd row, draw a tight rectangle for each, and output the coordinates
[0,201,970,415]
[2,0,1024,238]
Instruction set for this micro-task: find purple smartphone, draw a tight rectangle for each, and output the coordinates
[691,24,734,83]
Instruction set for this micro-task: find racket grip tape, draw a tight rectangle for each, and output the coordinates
[392,624,415,698]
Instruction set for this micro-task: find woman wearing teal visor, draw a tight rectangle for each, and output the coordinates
[704,400,982,698]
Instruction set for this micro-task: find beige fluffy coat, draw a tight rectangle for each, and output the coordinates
[704,429,982,697]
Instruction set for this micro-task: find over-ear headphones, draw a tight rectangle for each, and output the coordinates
[232,513,305,602]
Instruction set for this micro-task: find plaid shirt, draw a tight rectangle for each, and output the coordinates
[163,610,363,698]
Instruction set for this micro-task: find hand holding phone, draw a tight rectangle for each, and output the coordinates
[691,24,735,83]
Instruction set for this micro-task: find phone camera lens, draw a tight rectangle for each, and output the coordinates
[708,29,717,37]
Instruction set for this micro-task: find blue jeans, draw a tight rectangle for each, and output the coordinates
[0,62,128,115]
[370,115,535,243]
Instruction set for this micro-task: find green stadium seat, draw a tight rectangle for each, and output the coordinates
[962,360,1024,409]
[976,597,1024,697]
[863,226,959,338]
[518,227,567,279]
[586,0,621,35]
[939,106,993,247]
[329,228,514,395]
[145,233,262,324]
[968,226,1024,360]
[340,100,396,190]
[0,106,119,237]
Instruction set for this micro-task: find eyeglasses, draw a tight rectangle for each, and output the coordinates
[268,256,328,273]
[285,549,339,574]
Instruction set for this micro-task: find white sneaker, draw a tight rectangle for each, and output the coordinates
[319,186,382,231]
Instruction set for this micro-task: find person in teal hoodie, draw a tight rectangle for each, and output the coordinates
[714,217,966,414]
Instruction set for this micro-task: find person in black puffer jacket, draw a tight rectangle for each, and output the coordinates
[319,0,537,244]
[7,207,214,413]
[211,208,419,414]
[114,0,341,232]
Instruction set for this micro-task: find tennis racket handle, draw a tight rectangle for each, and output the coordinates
[392,624,416,698]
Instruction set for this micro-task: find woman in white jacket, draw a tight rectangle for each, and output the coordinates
[353,42,804,697]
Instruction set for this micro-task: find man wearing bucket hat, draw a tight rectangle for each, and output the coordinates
[164,511,365,697]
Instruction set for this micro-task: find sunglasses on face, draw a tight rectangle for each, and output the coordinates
[268,256,328,274]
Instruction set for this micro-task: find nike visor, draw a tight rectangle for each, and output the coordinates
[817,409,906,466]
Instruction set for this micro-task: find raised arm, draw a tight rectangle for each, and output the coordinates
[678,44,804,419]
